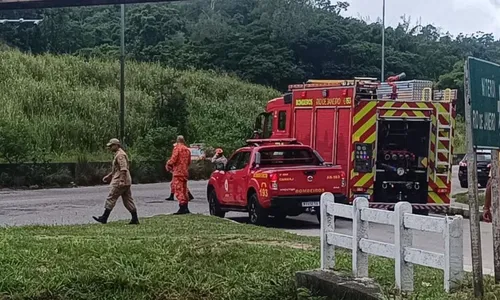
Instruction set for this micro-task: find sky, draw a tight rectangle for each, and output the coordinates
[342,0,500,39]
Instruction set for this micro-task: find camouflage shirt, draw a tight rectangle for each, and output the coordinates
[168,143,191,177]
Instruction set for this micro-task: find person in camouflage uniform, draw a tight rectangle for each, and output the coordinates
[165,142,194,202]
[166,136,192,214]
[93,138,139,224]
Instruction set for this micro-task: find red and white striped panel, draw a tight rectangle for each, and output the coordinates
[368,203,449,213]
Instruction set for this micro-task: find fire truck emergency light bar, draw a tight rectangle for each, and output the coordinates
[0,0,184,10]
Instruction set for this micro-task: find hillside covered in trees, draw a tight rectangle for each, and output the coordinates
[0,0,498,159]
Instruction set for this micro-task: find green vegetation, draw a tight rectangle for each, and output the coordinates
[0,49,279,162]
[453,115,466,154]
[454,191,485,206]
[0,215,499,299]
[1,1,498,112]
[1,0,491,163]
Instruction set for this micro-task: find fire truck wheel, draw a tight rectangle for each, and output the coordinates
[248,193,268,226]
[208,190,226,218]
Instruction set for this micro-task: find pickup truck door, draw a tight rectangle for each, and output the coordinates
[230,151,251,206]
[222,152,243,205]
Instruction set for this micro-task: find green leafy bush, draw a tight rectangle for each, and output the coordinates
[0,49,280,162]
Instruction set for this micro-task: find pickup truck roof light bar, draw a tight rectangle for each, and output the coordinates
[245,138,302,147]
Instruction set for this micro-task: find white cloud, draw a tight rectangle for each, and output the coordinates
[342,0,500,38]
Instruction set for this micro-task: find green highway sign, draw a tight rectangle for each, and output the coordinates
[466,57,500,149]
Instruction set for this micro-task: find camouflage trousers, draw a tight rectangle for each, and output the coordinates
[170,180,191,197]
[172,176,189,205]
[105,185,137,213]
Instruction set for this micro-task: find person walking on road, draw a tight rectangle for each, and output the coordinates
[166,136,192,215]
[93,138,139,225]
[165,142,194,201]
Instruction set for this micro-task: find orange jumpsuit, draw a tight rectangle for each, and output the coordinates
[167,143,191,205]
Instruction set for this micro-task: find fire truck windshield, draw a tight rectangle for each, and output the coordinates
[254,112,273,139]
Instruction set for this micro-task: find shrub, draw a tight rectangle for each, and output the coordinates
[0,49,280,161]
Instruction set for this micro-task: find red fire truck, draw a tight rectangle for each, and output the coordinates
[253,75,457,214]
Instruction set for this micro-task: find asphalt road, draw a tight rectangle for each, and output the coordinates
[0,165,494,274]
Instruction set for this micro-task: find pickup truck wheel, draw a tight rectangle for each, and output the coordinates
[248,193,268,225]
[209,190,226,218]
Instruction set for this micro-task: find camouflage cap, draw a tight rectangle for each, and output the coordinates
[106,138,121,147]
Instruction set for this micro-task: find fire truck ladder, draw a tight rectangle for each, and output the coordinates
[433,90,453,184]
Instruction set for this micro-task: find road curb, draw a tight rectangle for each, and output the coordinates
[463,265,494,276]
[447,203,486,221]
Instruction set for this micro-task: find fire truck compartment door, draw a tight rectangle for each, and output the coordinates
[313,108,335,163]
[294,108,313,145]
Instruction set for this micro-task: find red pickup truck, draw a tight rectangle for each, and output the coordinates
[206,140,347,225]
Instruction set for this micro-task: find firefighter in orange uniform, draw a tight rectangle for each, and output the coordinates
[166,136,192,214]
[165,143,194,201]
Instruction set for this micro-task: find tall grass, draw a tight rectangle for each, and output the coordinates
[0,49,280,161]
[453,115,466,154]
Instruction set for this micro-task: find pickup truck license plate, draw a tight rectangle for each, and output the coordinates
[301,201,320,207]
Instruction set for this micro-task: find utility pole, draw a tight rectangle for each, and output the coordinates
[381,0,385,81]
[464,59,484,297]
[119,4,126,147]
[491,149,500,282]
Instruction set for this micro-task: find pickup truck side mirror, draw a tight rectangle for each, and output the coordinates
[215,163,225,171]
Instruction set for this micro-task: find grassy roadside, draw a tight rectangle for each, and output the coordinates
[0,215,499,300]
[454,191,485,206]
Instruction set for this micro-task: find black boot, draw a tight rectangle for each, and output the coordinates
[129,211,139,225]
[173,204,190,215]
[93,209,111,224]
[165,193,175,201]
[188,191,194,201]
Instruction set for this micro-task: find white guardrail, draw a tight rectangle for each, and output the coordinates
[320,193,464,293]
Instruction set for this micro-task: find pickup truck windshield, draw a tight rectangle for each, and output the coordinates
[258,148,320,166]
